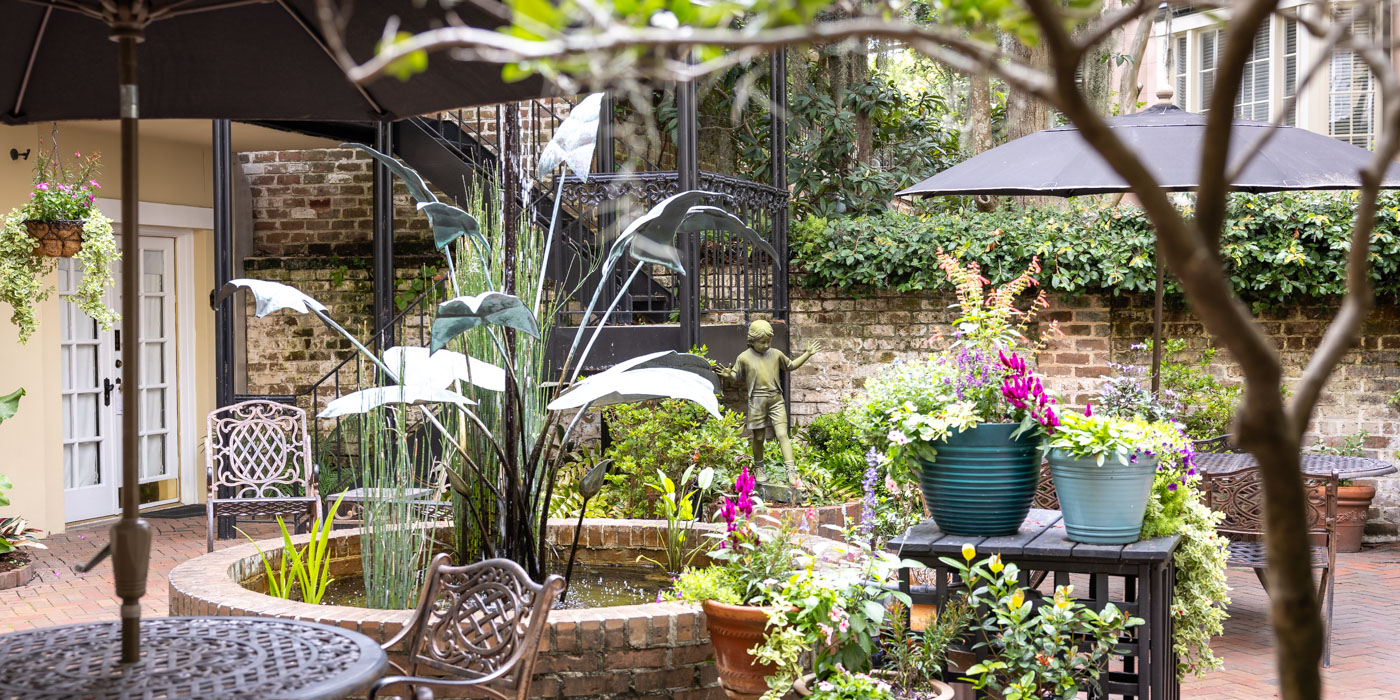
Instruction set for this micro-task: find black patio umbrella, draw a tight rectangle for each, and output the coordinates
[0,0,551,663]
[897,95,1400,389]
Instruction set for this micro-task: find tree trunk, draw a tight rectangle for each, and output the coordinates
[1002,36,1054,208]
[1118,15,1153,114]
[969,73,997,212]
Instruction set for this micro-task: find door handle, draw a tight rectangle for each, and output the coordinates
[103,377,122,407]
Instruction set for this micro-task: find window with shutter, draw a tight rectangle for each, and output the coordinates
[1199,30,1219,111]
[1235,23,1271,121]
[1174,35,1188,109]
[1283,17,1298,126]
[1329,5,1380,148]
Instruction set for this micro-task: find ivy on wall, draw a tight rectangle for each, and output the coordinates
[792,192,1400,307]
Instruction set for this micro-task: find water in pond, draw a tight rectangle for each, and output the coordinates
[301,565,671,610]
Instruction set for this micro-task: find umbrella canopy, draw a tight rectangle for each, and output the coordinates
[898,103,1400,197]
[897,98,1400,395]
[1,0,548,123]
[0,0,552,663]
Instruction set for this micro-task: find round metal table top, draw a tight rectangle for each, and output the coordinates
[1195,451,1398,479]
[0,616,388,700]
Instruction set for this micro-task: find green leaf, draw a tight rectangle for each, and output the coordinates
[0,388,23,425]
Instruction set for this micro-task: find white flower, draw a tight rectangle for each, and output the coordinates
[817,681,834,692]
[649,10,679,28]
[887,429,911,446]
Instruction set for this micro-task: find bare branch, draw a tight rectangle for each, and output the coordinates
[1075,0,1154,63]
[1195,0,1280,250]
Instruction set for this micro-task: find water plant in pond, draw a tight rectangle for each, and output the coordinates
[636,464,715,574]
[238,492,345,605]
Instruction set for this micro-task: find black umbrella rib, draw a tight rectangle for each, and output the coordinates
[148,0,277,22]
[275,0,387,117]
[13,0,105,21]
[9,4,51,118]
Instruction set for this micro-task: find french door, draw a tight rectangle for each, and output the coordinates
[62,235,179,522]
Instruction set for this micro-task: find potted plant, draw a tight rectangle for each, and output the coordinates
[1043,405,1158,544]
[853,255,1060,537]
[0,145,119,342]
[943,546,1143,699]
[670,467,802,699]
[0,389,43,591]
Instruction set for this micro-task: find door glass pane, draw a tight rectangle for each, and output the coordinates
[62,394,72,436]
[61,346,71,391]
[143,435,166,480]
[142,250,164,293]
[143,388,165,429]
[77,443,100,487]
[76,346,98,389]
[75,394,98,438]
[142,297,163,339]
[142,343,164,384]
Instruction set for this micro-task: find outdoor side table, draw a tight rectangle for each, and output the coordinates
[887,509,1182,700]
[0,617,388,700]
[1195,452,1398,479]
[326,487,454,526]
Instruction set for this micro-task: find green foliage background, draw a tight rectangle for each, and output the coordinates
[792,192,1400,307]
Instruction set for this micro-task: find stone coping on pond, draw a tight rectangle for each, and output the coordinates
[170,518,844,699]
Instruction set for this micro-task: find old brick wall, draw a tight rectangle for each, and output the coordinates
[788,284,1400,542]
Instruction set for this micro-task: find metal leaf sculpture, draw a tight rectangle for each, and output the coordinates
[599,350,721,393]
[431,291,542,353]
[547,366,720,418]
[318,385,476,419]
[418,201,491,254]
[606,190,718,274]
[578,458,612,500]
[213,278,327,317]
[345,143,436,204]
[674,205,780,262]
[381,346,506,392]
[536,93,605,181]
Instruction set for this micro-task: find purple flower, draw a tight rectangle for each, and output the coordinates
[1168,482,1178,492]
[1084,402,1094,417]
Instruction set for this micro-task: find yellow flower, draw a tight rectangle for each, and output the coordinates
[1054,586,1072,609]
[989,554,1004,574]
[1010,589,1025,609]
[961,543,976,562]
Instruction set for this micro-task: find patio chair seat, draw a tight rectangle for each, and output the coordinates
[1224,540,1330,569]
[208,496,318,520]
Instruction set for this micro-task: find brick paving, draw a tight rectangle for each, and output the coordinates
[2,516,1396,697]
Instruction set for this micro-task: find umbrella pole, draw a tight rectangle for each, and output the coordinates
[1151,250,1164,396]
[112,27,152,664]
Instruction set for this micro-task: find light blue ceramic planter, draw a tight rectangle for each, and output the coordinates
[1047,448,1157,544]
[916,423,1041,537]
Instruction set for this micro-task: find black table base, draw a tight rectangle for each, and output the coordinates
[888,510,1182,700]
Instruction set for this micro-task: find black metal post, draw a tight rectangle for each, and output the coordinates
[1152,252,1164,394]
[598,93,616,175]
[212,119,237,541]
[372,122,395,349]
[501,102,521,512]
[113,26,152,665]
[770,50,789,324]
[676,59,701,351]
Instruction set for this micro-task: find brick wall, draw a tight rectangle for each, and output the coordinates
[788,284,1400,542]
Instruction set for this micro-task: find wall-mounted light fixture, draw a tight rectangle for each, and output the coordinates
[9,148,31,161]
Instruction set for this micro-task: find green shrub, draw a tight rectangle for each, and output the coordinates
[601,400,749,518]
[801,410,868,487]
[792,191,1400,308]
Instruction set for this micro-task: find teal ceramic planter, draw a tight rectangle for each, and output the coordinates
[1047,448,1158,544]
[915,423,1041,537]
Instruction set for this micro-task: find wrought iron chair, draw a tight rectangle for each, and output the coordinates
[1200,465,1339,666]
[205,399,320,552]
[370,554,566,700]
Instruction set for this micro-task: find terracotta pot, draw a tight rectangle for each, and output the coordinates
[793,671,954,700]
[702,599,783,699]
[24,219,84,258]
[1335,484,1376,553]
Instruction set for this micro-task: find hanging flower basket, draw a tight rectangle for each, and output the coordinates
[24,219,84,258]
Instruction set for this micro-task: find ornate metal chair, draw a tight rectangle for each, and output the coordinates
[370,554,566,700]
[1200,465,1339,666]
[205,399,320,552]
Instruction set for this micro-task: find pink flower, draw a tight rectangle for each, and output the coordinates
[89,180,101,189]
[35,182,49,191]
[75,152,81,158]
[1085,402,1093,417]
[838,619,849,633]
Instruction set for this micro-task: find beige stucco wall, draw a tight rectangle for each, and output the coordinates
[0,122,216,536]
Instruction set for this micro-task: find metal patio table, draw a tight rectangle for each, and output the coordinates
[0,617,387,700]
[888,509,1182,700]
[1195,452,1398,479]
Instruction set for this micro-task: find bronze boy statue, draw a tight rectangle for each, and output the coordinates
[713,320,821,500]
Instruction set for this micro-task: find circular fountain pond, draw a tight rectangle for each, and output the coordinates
[170,519,741,699]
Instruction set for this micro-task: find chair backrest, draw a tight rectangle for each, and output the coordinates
[206,399,313,499]
[1192,434,1240,454]
[397,554,565,699]
[1200,465,1338,539]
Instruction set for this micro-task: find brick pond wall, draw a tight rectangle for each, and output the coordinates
[788,284,1400,542]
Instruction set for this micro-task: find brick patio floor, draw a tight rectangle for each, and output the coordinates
[2,516,1396,698]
